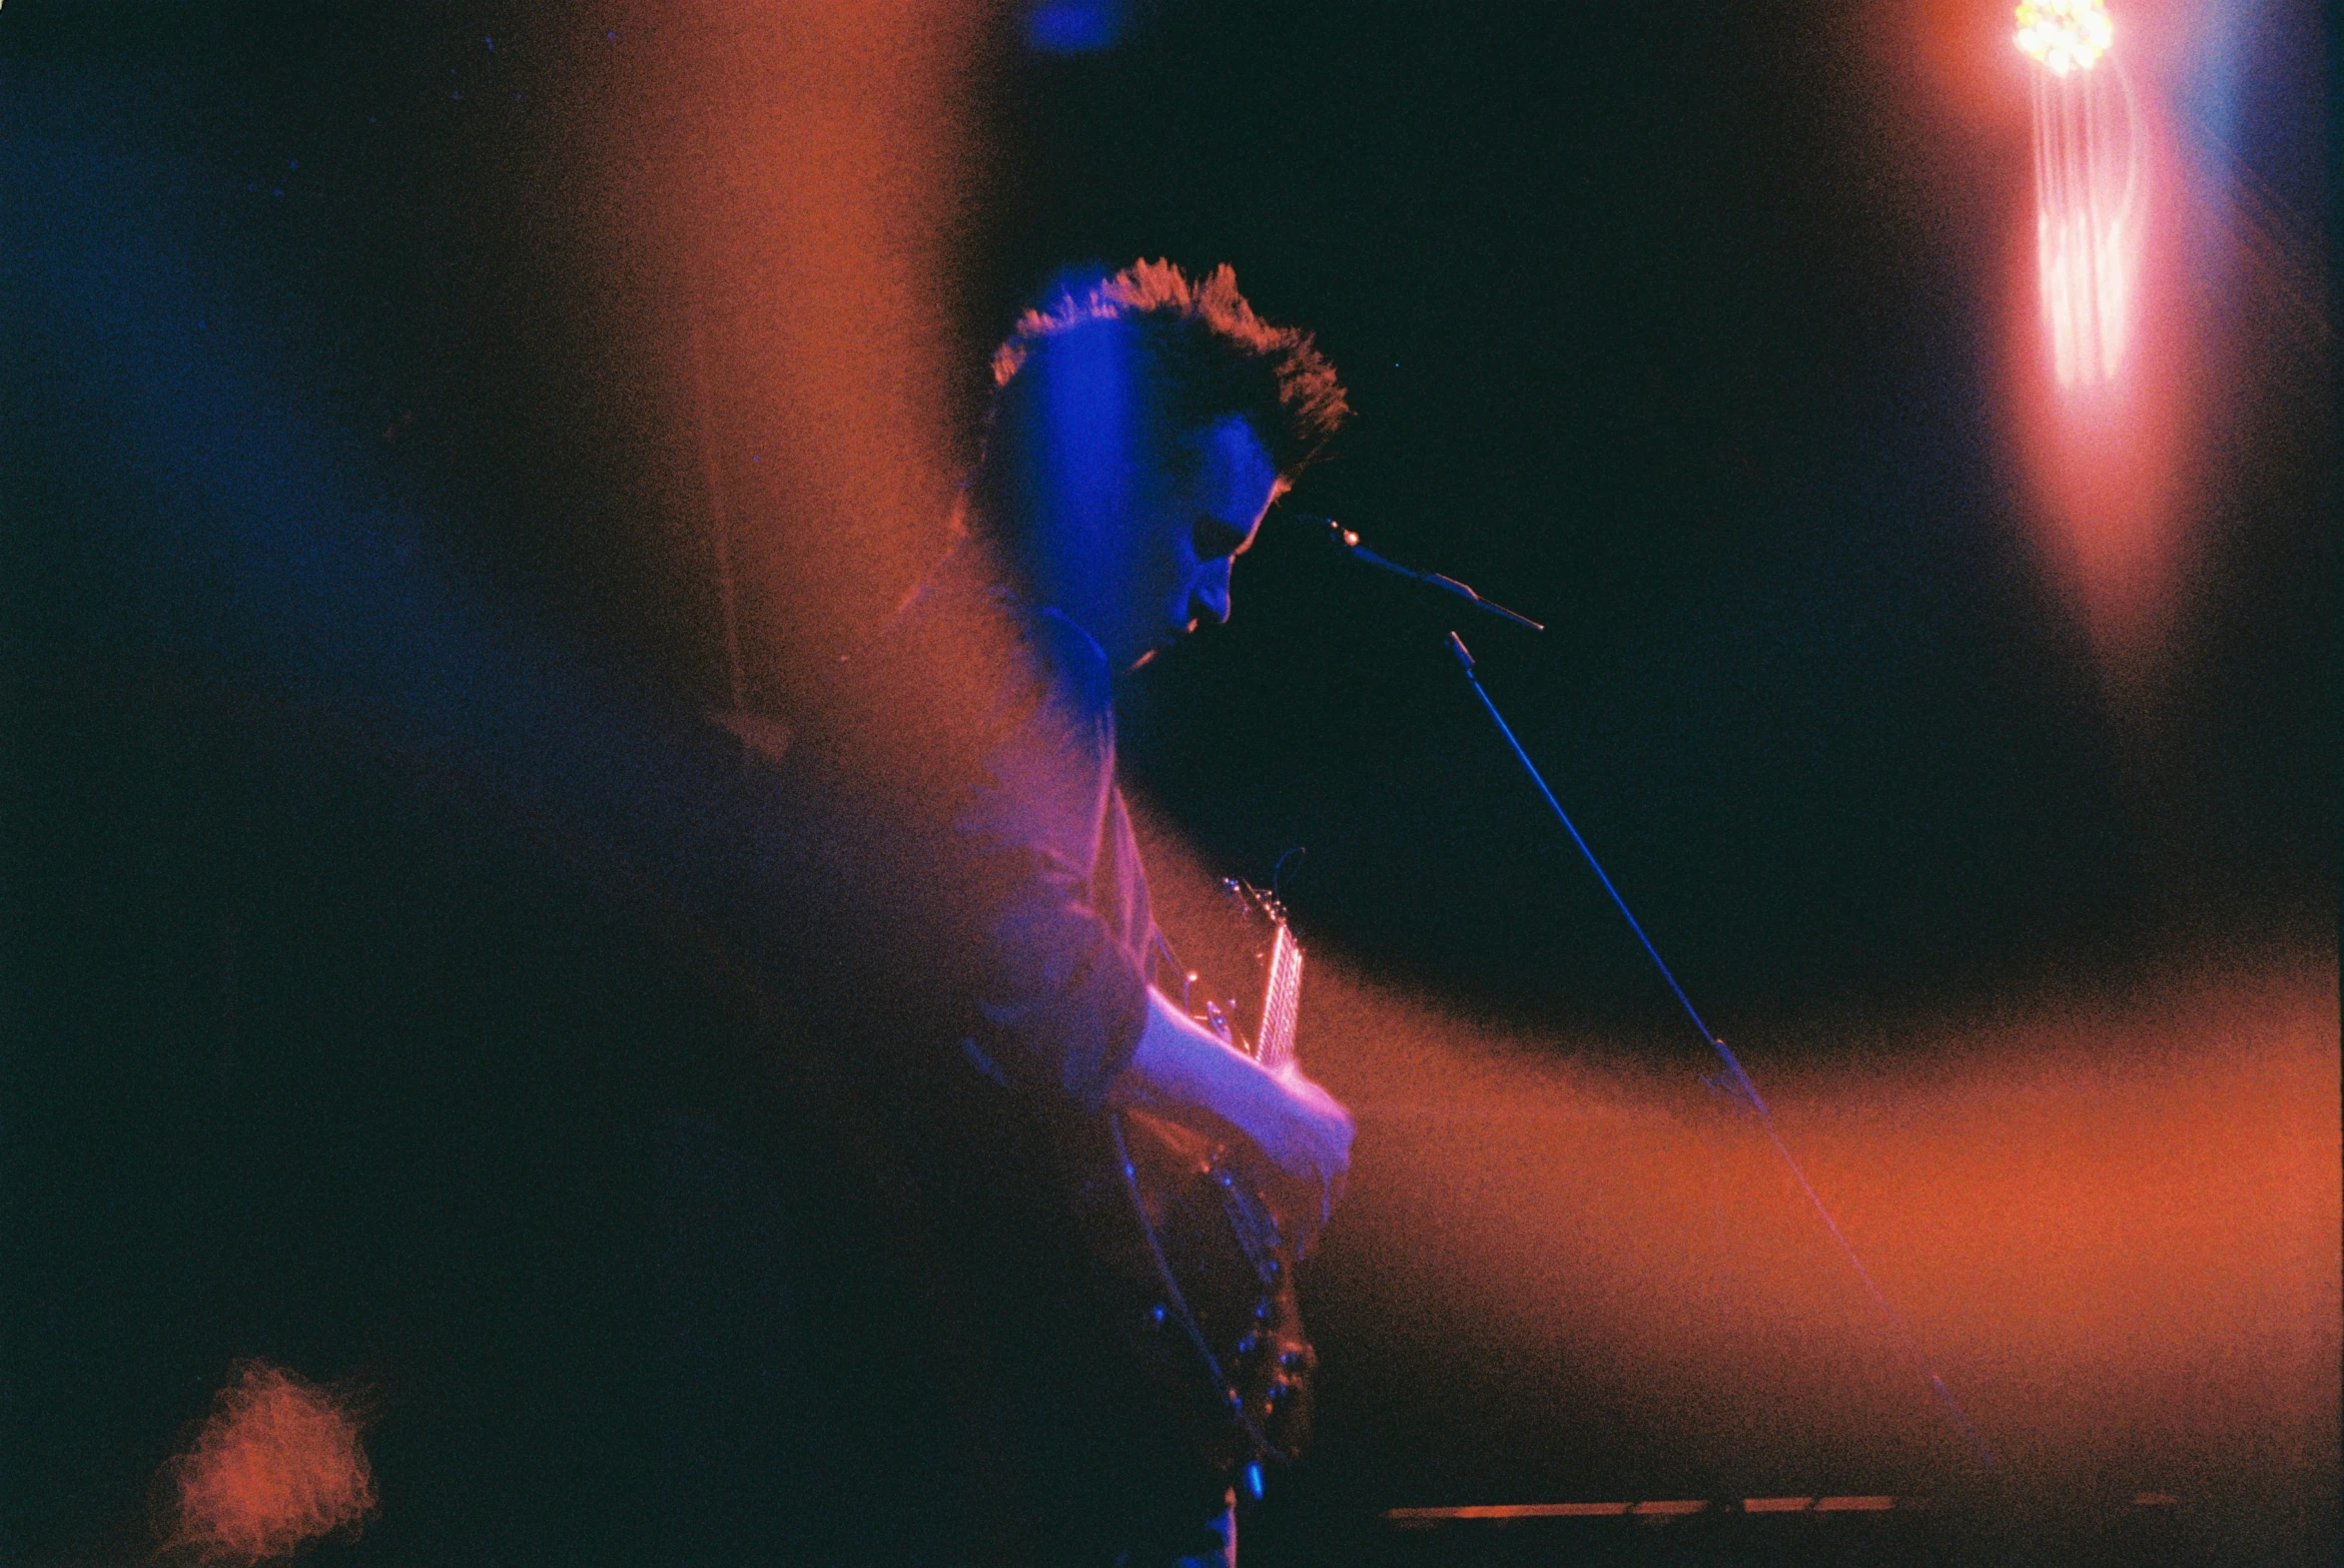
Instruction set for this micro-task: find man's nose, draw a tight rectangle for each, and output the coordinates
[1193,559,1234,625]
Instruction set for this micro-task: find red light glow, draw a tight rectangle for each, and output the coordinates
[1999,0,2199,687]
[602,5,993,712]
[157,1360,378,1564]
[1893,0,2222,697]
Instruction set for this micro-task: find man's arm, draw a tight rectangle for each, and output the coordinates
[1117,985,1354,1218]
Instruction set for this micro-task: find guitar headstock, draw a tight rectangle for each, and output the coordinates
[1220,878,1292,950]
[1185,880,1302,1072]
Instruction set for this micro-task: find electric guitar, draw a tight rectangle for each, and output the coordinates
[1073,880,1319,1479]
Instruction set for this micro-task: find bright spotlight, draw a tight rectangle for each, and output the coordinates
[2020,0,2141,387]
[2014,0,2113,76]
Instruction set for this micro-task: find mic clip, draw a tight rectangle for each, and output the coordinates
[1287,513,1544,632]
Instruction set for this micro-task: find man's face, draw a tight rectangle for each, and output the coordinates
[1101,413,1283,671]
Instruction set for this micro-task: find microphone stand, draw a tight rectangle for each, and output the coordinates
[1299,511,1994,1470]
[1288,513,1544,632]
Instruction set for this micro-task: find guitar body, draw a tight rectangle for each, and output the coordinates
[1069,882,1317,1476]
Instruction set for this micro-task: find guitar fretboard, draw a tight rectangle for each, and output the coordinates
[1255,923,1303,1075]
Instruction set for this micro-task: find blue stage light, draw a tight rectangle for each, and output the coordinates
[1025,0,1126,56]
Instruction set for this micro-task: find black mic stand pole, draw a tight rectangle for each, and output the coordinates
[1297,508,1992,1468]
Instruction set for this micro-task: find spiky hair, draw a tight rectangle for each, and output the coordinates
[985,260,1349,483]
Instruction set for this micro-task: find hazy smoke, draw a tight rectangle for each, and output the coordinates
[158,1360,378,1564]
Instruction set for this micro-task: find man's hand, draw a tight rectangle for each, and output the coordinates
[1117,986,1355,1240]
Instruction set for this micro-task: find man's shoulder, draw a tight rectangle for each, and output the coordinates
[882,556,1111,723]
[811,553,1111,778]
[1022,603,1114,715]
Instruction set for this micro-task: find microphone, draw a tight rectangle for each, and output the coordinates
[1280,512,1545,632]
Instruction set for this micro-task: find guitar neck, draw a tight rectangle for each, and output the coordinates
[1254,922,1304,1075]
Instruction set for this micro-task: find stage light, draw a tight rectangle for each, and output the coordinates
[2014,0,2113,76]
[2020,0,2141,387]
[1025,0,1127,54]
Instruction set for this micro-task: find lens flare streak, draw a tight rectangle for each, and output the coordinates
[2028,52,2142,388]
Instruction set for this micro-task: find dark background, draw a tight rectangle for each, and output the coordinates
[3,3,2330,1564]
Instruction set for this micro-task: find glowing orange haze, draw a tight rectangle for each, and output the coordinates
[158,1361,377,1564]
[591,3,996,713]
[1297,939,2338,1504]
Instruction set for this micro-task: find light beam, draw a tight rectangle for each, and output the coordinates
[2021,1,2142,388]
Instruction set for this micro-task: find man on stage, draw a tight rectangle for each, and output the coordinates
[790,260,1355,1567]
